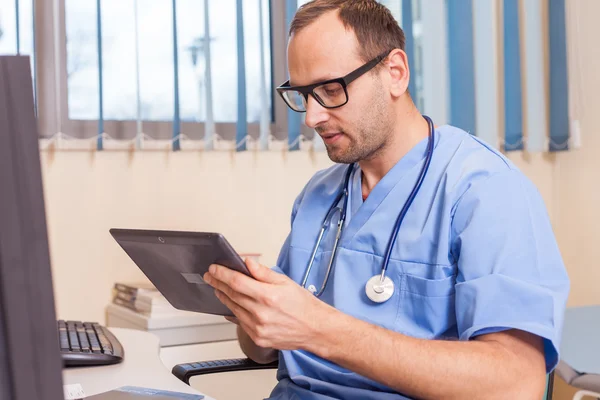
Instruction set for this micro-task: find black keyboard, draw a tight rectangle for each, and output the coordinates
[58,320,124,367]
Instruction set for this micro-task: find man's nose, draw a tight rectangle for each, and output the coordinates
[304,95,330,129]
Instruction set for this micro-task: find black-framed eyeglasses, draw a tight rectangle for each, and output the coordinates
[276,49,392,113]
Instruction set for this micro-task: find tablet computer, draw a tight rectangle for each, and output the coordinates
[109,228,251,317]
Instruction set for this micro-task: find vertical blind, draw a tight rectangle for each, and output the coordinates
[0,0,574,153]
[288,0,574,153]
[61,0,272,150]
[444,0,573,152]
[286,0,301,151]
[447,0,475,136]
[503,0,523,151]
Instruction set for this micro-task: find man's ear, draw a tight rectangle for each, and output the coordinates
[386,49,410,98]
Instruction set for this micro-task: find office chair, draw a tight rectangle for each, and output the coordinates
[555,360,600,400]
[172,357,278,385]
[173,358,556,399]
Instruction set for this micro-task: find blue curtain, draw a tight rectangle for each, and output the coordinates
[286,0,301,151]
[402,0,416,98]
[447,0,475,136]
[171,0,181,151]
[503,0,523,151]
[96,0,105,150]
[549,0,569,151]
[235,0,248,151]
[15,0,21,53]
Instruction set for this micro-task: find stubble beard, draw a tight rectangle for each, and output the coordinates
[324,95,392,164]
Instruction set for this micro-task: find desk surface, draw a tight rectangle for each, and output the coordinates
[62,328,213,400]
[561,305,600,375]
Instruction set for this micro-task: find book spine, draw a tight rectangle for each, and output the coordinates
[115,290,137,302]
[113,297,139,312]
[113,283,139,295]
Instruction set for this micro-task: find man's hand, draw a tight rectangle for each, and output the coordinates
[203,258,331,351]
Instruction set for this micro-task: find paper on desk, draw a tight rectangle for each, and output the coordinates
[85,386,204,399]
[63,383,86,400]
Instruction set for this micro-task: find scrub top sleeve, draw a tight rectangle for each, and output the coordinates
[451,169,570,372]
[271,183,309,276]
[270,234,291,275]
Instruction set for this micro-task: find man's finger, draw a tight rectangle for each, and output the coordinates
[205,272,257,310]
[207,264,265,298]
[214,289,253,324]
[245,258,286,284]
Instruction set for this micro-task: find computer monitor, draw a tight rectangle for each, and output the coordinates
[0,56,64,400]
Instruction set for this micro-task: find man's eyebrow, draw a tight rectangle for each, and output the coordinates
[289,74,337,87]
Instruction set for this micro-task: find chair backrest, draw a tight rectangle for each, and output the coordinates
[544,371,555,400]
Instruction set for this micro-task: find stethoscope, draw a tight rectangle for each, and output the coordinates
[301,115,436,303]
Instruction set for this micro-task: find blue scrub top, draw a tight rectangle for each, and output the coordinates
[267,125,570,400]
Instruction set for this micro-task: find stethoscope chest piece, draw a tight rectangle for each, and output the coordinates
[365,275,395,303]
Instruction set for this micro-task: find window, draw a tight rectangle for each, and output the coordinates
[0,0,35,98]
[36,0,278,145]
[29,0,571,152]
[29,0,427,148]
[0,0,34,56]
[64,0,272,124]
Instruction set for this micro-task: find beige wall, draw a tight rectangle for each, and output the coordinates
[42,151,333,322]
[506,0,600,308]
[42,0,599,324]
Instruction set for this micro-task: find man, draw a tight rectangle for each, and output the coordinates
[203,1,570,398]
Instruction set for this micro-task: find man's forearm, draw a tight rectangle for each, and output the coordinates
[237,325,279,364]
[305,309,545,400]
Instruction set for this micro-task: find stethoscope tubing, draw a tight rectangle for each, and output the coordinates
[302,115,435,301]
[378,115,435,282]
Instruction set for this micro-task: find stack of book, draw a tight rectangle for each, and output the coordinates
[112,282,180,316]
[108,281,238,346]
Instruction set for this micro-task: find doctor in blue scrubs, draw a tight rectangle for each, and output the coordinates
[204,1,570,398]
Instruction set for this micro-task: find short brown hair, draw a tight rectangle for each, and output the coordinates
[289,0,406,63]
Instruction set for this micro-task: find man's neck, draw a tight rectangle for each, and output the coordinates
[359,107,429,200]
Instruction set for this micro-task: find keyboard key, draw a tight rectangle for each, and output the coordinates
[78,331,90,351]
[68,331,80,351]
[86,328,97,339]
[59,330,69,351]
[97,335,113,354]
[91,345,102,353]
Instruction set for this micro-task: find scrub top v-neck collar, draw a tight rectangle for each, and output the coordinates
[343,131,441,247]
